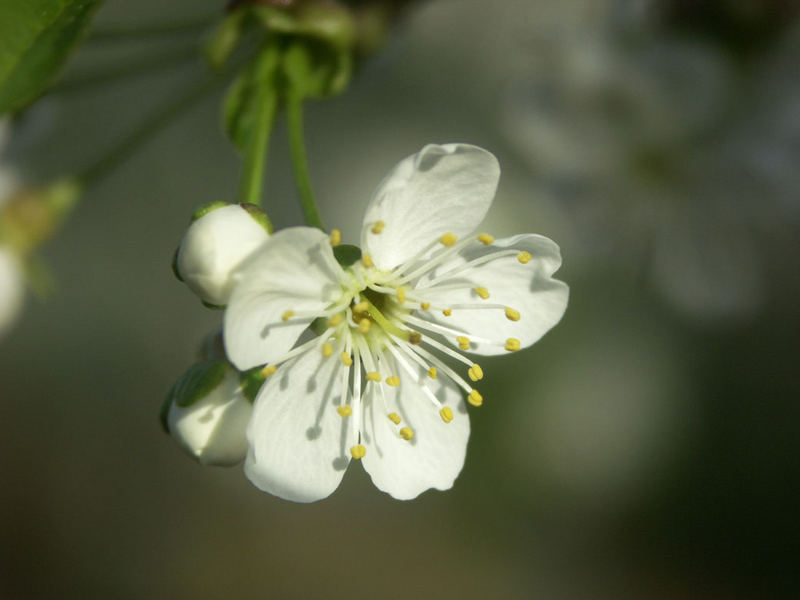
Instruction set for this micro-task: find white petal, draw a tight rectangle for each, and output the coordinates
[167,369,252,467]
[361,144,500,271]
[361,352,470,500]
[416,234,568,355]
[177,204,270,306]
[245,346,353,502]
[224,227,344,370]
[0,247,24,338]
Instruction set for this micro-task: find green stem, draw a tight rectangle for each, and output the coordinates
[87,16,216,42]
[286,93,325,230]
[77,73,225,186]
[236,77,278,210]
[51,46,199,94]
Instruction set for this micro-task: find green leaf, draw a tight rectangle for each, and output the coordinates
[0,0,104,114]
[222,43,280,153]
[167,360,228,410]
[204,9,247,71]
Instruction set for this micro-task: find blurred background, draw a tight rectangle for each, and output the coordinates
[2,0,799,598]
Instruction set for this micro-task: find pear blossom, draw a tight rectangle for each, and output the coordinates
[176,203,271,306]
[0,137,24,337]
[166,367,253,467]
[224,144,569,502]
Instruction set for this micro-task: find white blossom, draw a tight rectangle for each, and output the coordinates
[176,203,270,306]
[166,368,253,467]
[223,144,569,502]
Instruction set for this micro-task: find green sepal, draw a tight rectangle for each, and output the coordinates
[282,38,352,99]
[239,367,266,403]
[201,300,225,310]
[170,246,183,282]
[239,202,273,234]
[204,8,247,71]
[167,360,229,410]
[333,244,361,267]
[190,200,229,222]
[252,3,355,50]
[0,0,104,114]
[223,42,280,153]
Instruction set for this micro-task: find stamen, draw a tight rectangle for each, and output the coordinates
[383,341,444,410]
[353,300,369,313]
[358,319,372,334]
[388,413,401,425]
[457,336,471,351]
[468,364,483,381]
[396,287,406,304]
[442,309,453,316]
[439,406,454,423]
[398,337,475,395]
[330,229,341,247]
[505,307,520,321]
[399,427,414,441]
[420,302,431,310]
[385,375,400,387]
[328,313,344,327]
[322,342,334,358]
[371,220,386,234]
[362,253,374,268]
[337,405,352,417]
[281,310,294,322]
[505,338,521,352]
[350,444,366,459]
[366,371,382,382]
[261,364,277,377]
[468,390,483,406]
[477,233,494,245]
[423,249,522,287]
[475,286,490,299]
[428,367,437,379]
[340,352,353,367]
[439,232,457,247]
[517,251,532,264]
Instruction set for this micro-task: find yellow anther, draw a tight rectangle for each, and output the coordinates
[439,406,454,423]
[281,310,294,322]
[457,336,471,351]
[353,301,368,313]
[517,251,532,264]
[427,366,437,379]
[478,233,494,245]
[439,232,457,247]
[505,307,520,321]
[475,286,490,299]
[420,302,431,310]
[442,309,453,317]
[330,229,341,247]
[328,313,343,327]
[385,375,400,387]
[340,352,353,367]
[388,412,401,425]
[337,405,352,417]
[468,389,483,407]
[261,365,277,378]
[371,220,386,234]
[399,427,414,441]
[505,337,521,352]
[468,364,484,381]
[350,444,366,459]
[362,253,374,268]
[358,319,372,334]
[396,287,406,304]
[366,371,382,382]
[322,342,334,358]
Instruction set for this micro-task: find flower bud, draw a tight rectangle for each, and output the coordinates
[165,364,253,467]
[0,247,24,337]
[176,203,270,306]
